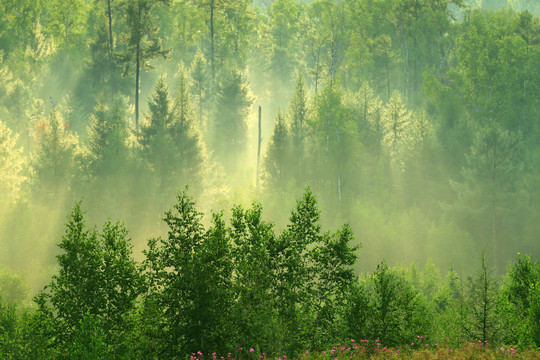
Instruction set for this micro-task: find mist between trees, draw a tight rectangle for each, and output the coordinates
[0,190,539,358]
[0,0,538,320]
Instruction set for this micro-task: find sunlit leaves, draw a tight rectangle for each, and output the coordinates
[0,120,25,204]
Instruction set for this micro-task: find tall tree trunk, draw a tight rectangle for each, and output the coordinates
[135,41,140,129]
[107,0,114,62]
[257,106,262,192]
[210,0,215,86]
[107,0,116,93]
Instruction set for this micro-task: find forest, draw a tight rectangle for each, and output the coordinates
[0,0,539,358]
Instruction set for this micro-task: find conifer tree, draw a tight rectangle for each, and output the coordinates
[450,122,522,268]
[137,77,176,201]
[383,90,410,166]
[212,69,253,174]
[172,66,206,195]
[356,82,384,155]
[190,50,209,128]
[118,0,170,128]
[462,253,501,342]
[87,100,130,178]
[263,111,291,193]
[288,73,308,184]
[31,110,79,203]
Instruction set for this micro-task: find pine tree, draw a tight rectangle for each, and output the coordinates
[137,77,177,202]
[87,100,130,178]
[212,69,253,175]
[450,122,522,268]
[31,110,79,203]
[288,73,308,185]
[172,66,206,196]
[383,90,410,166]
[263,111,291,193]
[190,50,209,129]
[462,253,501,342]
[117,0,170,128]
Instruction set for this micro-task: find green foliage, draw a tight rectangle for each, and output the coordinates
[141,189,235,357]
[0,268,28,305]
[0,1,539,356]
[31,110,79,203]
[462,253,501,342]
[501,254,540,346]
[212,69,253,174]
[367,262,430,346]
[37,202,140,357]
[0,119,25,204]
[230,203,279,351]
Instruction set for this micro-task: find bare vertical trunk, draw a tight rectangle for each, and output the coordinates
[413,35,418,104]
[107,0,116,93]
[492,141,497,270]
[210,0,215,86]
[402,36,409,102]
[386,59,390,100]
[257,106,262,192]
[107,0,114,62]
[135,41,140,129]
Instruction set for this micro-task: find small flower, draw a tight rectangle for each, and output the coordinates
[305,350,309,355]
[250,349,255,353]
[351,339,356,343]
[411,343,415,346]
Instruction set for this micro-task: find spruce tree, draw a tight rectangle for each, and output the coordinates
[137,77,178,203]
[172,67,206,196]
[212,69,253,175]
[462,253,501,342]
[190,50,209,129]
[383,90,410,166]
[31,110,79,203]
[288,73,308,185]
[117,0,170,128]
[263,111,291,193]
